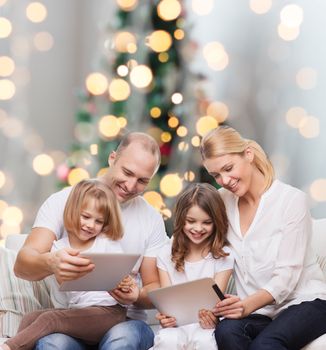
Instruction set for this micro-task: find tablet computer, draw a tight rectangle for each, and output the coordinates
[148,277,224,326]
[59,253,141,292]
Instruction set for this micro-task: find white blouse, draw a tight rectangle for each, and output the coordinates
[220,179,326,318]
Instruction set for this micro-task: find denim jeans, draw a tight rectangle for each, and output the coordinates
[34,319,154,350]
[215,299,326,350]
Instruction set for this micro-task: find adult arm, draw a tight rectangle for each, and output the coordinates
[14,227,94,282]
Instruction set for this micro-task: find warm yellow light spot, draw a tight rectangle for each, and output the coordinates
[184,171,195,181]
[196,116,218,136]
[310,179,326,202]
[148,30,172,53]
[0,79,15,100]
[280,4,303,28]
[68,168,90,186]
[285,107,307,128]
[90,144,98,155]
[0,200,8,218]
[0,17,12,38]
[33,154,55,175]
[130,65,153,88]
[249,0,272,14]
[298,116,319,138]
[161,208,172,219]
[160,173,183,197]
[157,0,182,21]
[117,65,129,77]
[174,29,184,40]
[108,79,130,101]
[0,56,15,77]
[99,115,121,138]
[161,131,172,143]
[2,206,23,225]
[207,101,229,123]
[1,224,21,238]
[0,171,5,189]
[203,42,229,71]
[178,141,189,151]
[296,67,317,90]
[191,0,214,16]
[176,126,188,137]
[150,107,161,118]
[86,73,108,95]
[143,191,164,210]
[191,135,201,147]
[33,32,54,51]
[118,116,128,128]
[97,167,108,177]
[26,2,47,23]
[168,116,179,128]
[171,92,183,104]
[116,0,138,11]
[158,52,169,63]
[278,23,300,41]
[114,32,137,53]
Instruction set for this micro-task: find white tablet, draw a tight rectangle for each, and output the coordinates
[148,277,224,326]
[59,253,141,292]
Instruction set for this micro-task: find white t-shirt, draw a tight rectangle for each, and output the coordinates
[33,186,168,320]
[48,234,123,309]
[157,240,234,285]
[220,179,326,318]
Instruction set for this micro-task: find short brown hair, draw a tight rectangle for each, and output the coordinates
[171,183,229,272]
[64,179,123,241]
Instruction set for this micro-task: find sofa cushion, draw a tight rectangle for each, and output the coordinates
[0,246,53,337]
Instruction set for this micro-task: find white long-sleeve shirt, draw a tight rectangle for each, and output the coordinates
[220,179,326,318]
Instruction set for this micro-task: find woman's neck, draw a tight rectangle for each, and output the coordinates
[241,169,267,206]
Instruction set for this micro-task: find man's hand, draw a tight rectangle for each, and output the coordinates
[213,294,246,319]
[109,275,140,305]
[198,309,218,329]
[51,248,95,284]
[156,312,177,328]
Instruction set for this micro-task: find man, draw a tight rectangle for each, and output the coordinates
[14,132,168,350]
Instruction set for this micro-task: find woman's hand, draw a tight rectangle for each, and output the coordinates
[109,275,140,305]
[213,294,247,319]
[156,312,177,328]
[198,309,217,329]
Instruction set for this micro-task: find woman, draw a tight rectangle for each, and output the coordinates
[200,125,326,350]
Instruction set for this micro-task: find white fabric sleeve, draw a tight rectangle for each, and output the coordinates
[214,246,234,273]
[33,189,70,239]
[143,212,169,258]
[156,243,172,272]
[262,191,311,304]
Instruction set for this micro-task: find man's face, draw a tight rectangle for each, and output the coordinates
[107,143,158,203]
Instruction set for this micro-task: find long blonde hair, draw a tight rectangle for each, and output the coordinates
[64,179,123,240]
[200,126,274,191]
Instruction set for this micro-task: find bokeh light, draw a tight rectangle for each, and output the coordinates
[191,0,214,16]
[0,79,15,100]
[206,101,229,123]
[280,4,304,28]
[203,41,229,71]
[285,106,307,128]
[114,32,137,53]
[0,171,5,189]
[2,206,23,226]
[196,116,218,136]
[277,23,300,41]
[0,56,15,77]
[116,0,138,11]
[98,115,121,138]
[168,116,179,128]
[157,0,182,21]
[33,154,55,176]
[184,170,195,181]
[298,115,319,138]
[249,0,272,14]
[26,2,47,23]
[0,17,12,38]
[143,191,164,210]
[86,73,108,95]
[310,179,326,202]
[296,67,317,90]
[148,30,172,53]
[176,125,188,137]
[191,135,201,147]
[108,78,131,101]
[171,92,183,104]
[150,107,161,118]
[130,65,153,88]
[33,32,54,51]
[68,168,90,186]
[160,173,183,197]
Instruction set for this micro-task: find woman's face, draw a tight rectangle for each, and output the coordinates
[203,150,254,197]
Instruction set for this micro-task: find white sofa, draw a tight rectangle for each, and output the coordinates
[1,219,326,348]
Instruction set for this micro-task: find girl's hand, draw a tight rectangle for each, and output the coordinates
[109,275,140,305]
[198,309,217,329]
[156,312,177,328]
[213,294,247,319]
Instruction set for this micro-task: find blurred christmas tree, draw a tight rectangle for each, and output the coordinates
[56,0,223,234]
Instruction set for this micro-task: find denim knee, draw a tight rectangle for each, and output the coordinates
[34,333,86,350]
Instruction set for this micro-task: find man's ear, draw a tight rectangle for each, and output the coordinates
[108,151,116,166]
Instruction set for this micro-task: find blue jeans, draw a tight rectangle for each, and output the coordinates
[215,299,326,350]
[34,319,154,350]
